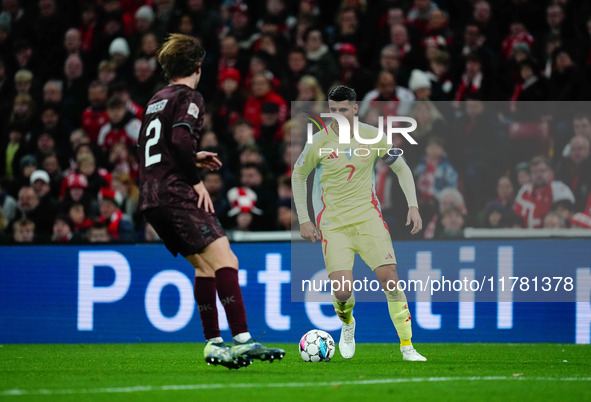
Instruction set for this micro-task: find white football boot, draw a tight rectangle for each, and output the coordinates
[204,340,251,369]
[339,317,356,359]
[400,345,427,361]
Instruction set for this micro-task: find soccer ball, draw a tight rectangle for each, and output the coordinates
[299,329,335,362]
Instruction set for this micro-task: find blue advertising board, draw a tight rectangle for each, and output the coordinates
[0,240,590,344]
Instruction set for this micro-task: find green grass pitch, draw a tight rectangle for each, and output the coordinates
[1,343,590,401]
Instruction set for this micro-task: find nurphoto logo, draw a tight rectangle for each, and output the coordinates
[306,113,418,158]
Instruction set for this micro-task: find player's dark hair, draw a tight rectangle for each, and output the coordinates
[158,33,206,81]
[328,85,357,103]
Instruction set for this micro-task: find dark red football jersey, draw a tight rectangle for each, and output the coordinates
[138,84,205,211]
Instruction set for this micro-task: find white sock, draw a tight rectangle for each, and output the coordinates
[207,337,224,343]
[233,332,251,343]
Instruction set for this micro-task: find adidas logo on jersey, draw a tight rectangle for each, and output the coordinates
[326,151,339,160]
[386,252,394,260]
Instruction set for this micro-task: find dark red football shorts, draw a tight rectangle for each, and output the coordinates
[143,204,225,257]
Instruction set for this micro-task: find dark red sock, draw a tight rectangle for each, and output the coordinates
[215,267,248,336]
[194,277,220,340]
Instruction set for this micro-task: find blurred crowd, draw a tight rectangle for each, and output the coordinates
[0,0,591,244]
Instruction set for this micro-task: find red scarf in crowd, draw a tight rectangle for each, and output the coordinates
[570,213,591,229]
[100,210,123,240]
[455,72,482,101]
[417,160,437,202]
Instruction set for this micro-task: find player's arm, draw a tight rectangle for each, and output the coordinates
[176,92,219,212]
[381,148,422,235]
[292,140,321,242]
[168,90,211,184]
[195,151,222,171]
[170,124,214,213]
[170,124,201,185]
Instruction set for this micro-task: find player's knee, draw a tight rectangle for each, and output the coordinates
[214,253,238,270]
[381,278,398,292]
[334,289,352,303]
[225,252,239,269]
[376,265,398,287]
[194,266,214,277]
[186,255,206,271]
[384,288,406,303]
[215,239,239,268]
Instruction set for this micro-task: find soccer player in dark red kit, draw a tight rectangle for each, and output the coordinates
[138,34,284,369]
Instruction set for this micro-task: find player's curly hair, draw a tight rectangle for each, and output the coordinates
[157,34,206,81]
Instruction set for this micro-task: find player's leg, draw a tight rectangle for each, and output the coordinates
[144,208,222,342]
[329,269,355,323]
[185,254,220,342]
[142,208,247,369]
[324,227,357,359]
[374,264,425,361]
[199,237,246,338]
[198,236,249,340]
[200,236,285,363]
[185,253,248,368]
[152,207,234,342]
[373,264,411,342]
[356,219,426,361]
[329,269,356,359]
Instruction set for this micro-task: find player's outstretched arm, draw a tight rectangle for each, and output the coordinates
[292,165,318,241]
[406,206,422,235]
[170,125,203,185]
[195,151,222,171]
[292,140,321,240]
[388,155,422,235]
